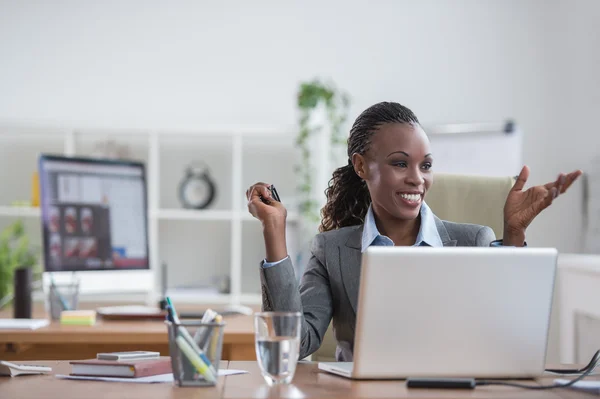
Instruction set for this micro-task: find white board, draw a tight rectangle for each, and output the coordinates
[426,121,522,177]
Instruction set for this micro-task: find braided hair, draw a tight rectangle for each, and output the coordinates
[319,102,420,232]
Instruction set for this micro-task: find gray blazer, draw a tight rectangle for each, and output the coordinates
[259,216,496,361]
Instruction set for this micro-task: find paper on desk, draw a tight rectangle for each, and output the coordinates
[56,374,174,384]
[554,379,600,393]
[55,370,248,384]
[0,318,49,330]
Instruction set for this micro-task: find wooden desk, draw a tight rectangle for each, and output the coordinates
[0,360,593,399]
[0,303,256,361]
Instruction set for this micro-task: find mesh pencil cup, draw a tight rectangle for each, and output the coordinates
[46,282,80,320]
[165,319,225,387]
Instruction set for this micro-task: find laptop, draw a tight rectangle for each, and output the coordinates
[318,246,558,379]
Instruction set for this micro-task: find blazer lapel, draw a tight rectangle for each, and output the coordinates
[434,215,457,246]
[341,226,363,315]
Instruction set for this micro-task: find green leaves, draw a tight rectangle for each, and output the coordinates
[0,220,39,306]
[295,79,350,228]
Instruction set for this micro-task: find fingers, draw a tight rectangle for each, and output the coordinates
[543,174,562,190]
[246,182,271,202]
[512,165,530,192]
[532,186,557,215]
[542,170,583,194]
[559,170,583,193]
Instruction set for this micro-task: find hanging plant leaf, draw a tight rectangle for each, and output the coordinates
[295,78,351,231]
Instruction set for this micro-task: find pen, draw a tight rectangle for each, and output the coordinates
[209,314,223,361]
[50,275,70,311]
[175,336,216,383]
[166,297,217,379]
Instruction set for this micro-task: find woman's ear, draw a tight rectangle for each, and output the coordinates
[352,153,367,179]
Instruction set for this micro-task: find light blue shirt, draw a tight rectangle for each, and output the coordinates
[360,201,443,252]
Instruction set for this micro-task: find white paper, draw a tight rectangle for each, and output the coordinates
[56,373,174,384]
[219,369,248,376]
[554,378,600,392]
[55,370,248,384]
[0,318,49,330]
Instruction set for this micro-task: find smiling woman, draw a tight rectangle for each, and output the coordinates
[245,101,582,362]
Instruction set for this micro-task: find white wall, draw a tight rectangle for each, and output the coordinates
[0,1,571,239]
[1,0,599,361]
[2,0,595,251]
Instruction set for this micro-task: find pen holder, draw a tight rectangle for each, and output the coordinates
[165,319,225,387]
[46,282,80,320]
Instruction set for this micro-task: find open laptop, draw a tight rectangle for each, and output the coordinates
[318,246,558,379]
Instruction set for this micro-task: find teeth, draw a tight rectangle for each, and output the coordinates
[400,193,421,202]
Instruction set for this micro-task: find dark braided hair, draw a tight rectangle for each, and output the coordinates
[319,102,420,232]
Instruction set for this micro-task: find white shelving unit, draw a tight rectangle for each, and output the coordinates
[0,124,302,305]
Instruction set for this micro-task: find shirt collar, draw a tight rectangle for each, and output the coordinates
[360,201,443,252]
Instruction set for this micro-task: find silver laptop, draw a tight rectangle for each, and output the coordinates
[318,246,557,379]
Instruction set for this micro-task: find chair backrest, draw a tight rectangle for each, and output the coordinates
[426,173,515,238]
[309,173,516,362]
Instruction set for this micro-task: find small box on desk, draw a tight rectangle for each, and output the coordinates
[60,310,96,326]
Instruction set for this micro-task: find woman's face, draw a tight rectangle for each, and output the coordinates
[353,122,433,221]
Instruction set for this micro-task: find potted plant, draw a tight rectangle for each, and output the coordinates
[294,79,350,274]
[295,78,351,223]
[0,219,40,310]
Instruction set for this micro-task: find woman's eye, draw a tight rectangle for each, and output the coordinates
[421,163,432,170]
[393,161,407,168]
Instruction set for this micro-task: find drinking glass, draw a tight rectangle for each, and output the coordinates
[254,312,302,385]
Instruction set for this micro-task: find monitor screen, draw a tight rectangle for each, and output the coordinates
[39,155,149,272]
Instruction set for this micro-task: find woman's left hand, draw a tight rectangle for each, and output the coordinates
[503,165,583,246]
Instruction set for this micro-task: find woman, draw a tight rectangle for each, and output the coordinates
[246,101,581,361]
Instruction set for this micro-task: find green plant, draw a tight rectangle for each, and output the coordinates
[296,79,350,223]
[0,220,39,309]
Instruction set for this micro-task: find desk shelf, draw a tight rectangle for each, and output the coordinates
[0,125,305,306]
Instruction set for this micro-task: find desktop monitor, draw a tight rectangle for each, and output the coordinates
[38,154,149,272]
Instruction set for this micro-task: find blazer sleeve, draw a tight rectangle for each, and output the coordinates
[259,233,333,360]
[474,226,497,246]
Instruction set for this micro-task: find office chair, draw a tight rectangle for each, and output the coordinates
[309,173,516,362]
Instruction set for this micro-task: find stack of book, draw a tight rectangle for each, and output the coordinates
[69,356,172,378]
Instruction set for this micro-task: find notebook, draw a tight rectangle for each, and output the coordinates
[69,357,172,378]
[0,319,49,330]
[0,361,52,377]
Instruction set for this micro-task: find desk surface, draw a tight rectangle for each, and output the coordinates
[0,302,256,361]
[0,315,253,344]
[0,361,593,399]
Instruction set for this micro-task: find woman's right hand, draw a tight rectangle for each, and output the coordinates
[246,182,287,229]
[247,182,289,262]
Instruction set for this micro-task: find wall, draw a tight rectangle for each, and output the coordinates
[2,0,588,246]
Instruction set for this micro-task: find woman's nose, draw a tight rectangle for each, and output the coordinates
[405,168,425,186]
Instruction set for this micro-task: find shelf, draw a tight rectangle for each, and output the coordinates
[0,206,41,217]
[0,125,304,303]
[241,212,300,223]
[154,209,236,221]
[154,208,300,222]
[0,206,301,223]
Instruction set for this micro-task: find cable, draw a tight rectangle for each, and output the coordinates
[477,349,600,390]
